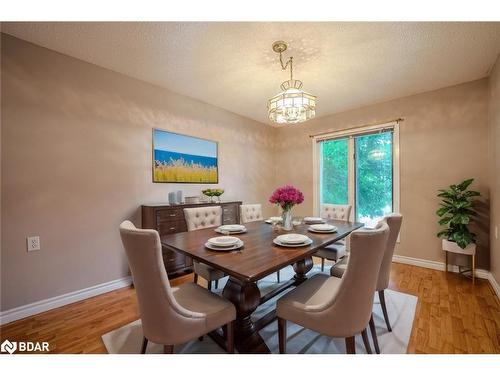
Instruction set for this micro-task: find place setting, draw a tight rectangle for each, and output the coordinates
[303,216,326,224]
[264,216,283,224]
[273,233,313,248]
[214,224,247,234]
[204,235,244,251]
[307,223,338,234]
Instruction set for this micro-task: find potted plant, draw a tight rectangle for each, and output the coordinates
[202,188,224,203]
[269,185,304,231]
[436,178,481,257]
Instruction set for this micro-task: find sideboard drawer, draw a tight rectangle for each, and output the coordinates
[156,209,184,223]
[157,220,187,235]
[222,204,239,224]
[162,248,185,270]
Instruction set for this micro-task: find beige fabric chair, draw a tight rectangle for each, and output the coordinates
[314,204,352,271]
[119,221,236,353]
[331,213,403,353]
[240,203,281,283]
[183,206,226,290]
[240,204,263,223]
[277,223,390,354]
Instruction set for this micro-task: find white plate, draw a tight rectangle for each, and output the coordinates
[207,236,240,247]
[218,224,246,232]
[303,217,325,223]
[273,238,313,248]
[308,227,337,234]
[205,239,244,251]
[276,234,310,244]
[215,228,247,234]
[309,224,337,231]
[265,216,283,224]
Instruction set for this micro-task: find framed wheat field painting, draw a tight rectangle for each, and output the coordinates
[152,129,219,183]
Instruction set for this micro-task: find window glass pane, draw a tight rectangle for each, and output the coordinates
[355,132,393,227]
[321,138,348,205]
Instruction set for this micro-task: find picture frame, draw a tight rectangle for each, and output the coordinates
[152,128,219,183]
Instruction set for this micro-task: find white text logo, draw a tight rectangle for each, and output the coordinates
[1,339,49,354]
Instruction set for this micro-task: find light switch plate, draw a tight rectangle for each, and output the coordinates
[27,236,40,251]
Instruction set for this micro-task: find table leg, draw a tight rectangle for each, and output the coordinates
[222,277,270,353]
[293,256,313,284]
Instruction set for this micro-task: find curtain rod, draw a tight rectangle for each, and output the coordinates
[308,118,404,138]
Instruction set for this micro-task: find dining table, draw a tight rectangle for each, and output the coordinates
[160,219,364,353]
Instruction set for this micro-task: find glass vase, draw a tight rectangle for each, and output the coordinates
[282,208,293,231]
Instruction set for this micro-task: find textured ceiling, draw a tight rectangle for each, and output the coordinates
[3,22,500,124]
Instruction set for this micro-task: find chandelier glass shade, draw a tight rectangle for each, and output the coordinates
[267,41,316,125]
[268,80,316,124]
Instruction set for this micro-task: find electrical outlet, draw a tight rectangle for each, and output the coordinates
[27,236,40,252]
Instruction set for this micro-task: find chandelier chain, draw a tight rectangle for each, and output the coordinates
[278,52,294,81]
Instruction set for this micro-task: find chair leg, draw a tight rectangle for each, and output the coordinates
[472,254,475,284]
[378,290,392,332]
[369,314,380,354]
[278,317,287,354]
[208,281,212,291]
[226,321,234,354]
[194,273,198,284]
[163,345,174,354]
[321,258,325,272]
[361,329,372,354]
[215,279,219,290]
[345,336,356,354]
[277,270,280,283]
[141,337,148,354]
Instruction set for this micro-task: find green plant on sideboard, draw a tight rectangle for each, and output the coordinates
[202,188,224,203]
[436,178,481,249]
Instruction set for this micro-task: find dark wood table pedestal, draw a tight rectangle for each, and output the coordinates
[292,256,314,284]
[219,255,314,353]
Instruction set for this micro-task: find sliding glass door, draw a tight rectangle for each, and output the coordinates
[320,138,349,205]
[354,131,393,226]
[316,122,399,227]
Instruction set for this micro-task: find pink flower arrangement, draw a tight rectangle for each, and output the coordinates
[269,185,304,210]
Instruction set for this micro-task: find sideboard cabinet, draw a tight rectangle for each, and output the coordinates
[141,201,242,277]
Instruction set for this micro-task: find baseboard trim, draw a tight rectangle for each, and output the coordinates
[0,276,133,325]
[392,254,497,297]
[487,272,500,299]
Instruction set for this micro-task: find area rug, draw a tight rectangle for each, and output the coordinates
[102,265,417,354]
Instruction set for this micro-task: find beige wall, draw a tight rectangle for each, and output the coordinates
[489,55,500,285]
[275,79,490,267]
[0,34,276,311]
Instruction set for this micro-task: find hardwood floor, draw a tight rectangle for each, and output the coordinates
[1,263,499,354]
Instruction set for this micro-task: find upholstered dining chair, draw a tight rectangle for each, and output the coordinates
[184,206,226,291]
[240,203,281,283]
[119,221,236,354]
[240,203,264,223]
[330,213,403,354]
[314,204,352,271]
[277,223,390,354]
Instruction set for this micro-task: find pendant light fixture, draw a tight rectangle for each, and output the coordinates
[267,41,316,124]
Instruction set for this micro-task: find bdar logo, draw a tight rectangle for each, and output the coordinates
[1,339,17,354]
